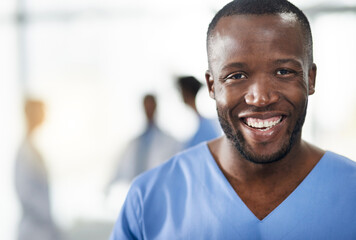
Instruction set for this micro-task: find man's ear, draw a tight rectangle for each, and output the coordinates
[205,70,215,99]
[308,63,317,95]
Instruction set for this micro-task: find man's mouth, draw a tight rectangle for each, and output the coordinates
[242,116,284,131]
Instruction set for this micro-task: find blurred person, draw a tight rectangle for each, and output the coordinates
[177,76,221,149]
[110,0,356,239]
[14,99,61,240]
[108,94,181,186]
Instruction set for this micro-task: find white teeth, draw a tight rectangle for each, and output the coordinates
[245,117,282,129]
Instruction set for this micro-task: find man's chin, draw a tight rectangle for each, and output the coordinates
[223,130,294,164]
[236,146,291,164]
[218,105,306,165]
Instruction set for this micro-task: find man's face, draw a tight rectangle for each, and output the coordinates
[144,97,156,122]
[206,14,316,164]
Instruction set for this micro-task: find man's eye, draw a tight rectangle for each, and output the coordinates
[227,73,247,80]
[276,69,293,75]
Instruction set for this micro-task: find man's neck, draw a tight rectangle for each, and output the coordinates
[209,136,322,184]
[208,136,324,220]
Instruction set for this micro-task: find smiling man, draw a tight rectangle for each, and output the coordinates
[110,0,356,239]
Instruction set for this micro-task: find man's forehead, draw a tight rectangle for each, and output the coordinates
[213,13,299,35]
[208,13,303,57]
[207,13,307,71]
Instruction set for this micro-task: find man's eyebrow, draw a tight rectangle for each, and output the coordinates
[274,59,303,68]
[221,62,247,72]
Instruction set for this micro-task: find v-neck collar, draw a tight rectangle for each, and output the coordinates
[199,143,330,239]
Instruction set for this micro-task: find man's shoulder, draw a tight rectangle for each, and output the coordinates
[320,151,356,184]
[323,151,356,171]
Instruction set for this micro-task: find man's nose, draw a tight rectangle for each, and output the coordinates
[244,78,280,107]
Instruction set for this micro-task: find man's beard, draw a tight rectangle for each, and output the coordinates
[217,105,307,164]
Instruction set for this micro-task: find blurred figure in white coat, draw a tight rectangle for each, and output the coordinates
[14,99,61,240]
[108,94,181,185]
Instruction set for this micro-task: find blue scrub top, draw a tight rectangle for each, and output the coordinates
[110,143,356,240]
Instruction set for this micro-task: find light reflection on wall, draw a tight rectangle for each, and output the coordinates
[307,13,356,159]
[0,21,22,240]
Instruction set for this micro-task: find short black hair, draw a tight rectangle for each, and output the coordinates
[177,76,202,97]
[207,0,313,64]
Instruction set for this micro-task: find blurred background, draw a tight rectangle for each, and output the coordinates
[1,0,356,239]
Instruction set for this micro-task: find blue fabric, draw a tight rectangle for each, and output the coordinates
[184,116,221,149]
[110,143,356,240]
[135,124,155,175]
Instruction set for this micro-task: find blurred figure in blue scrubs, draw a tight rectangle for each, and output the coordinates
[108,94,181,185]
[177,76,221,149]
[14,99,61,240]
